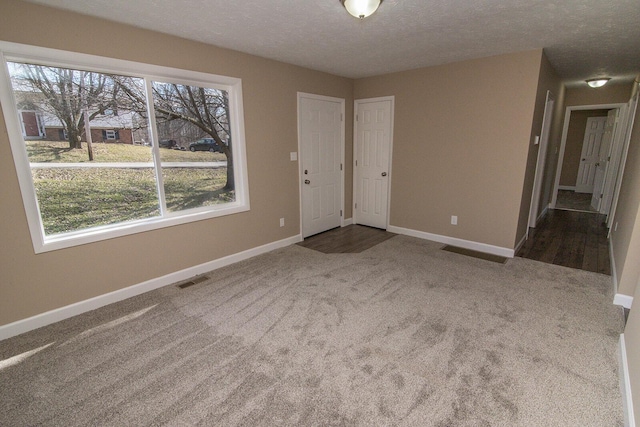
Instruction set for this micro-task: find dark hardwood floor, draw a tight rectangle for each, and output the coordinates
[297,225,395,253]
[516,209,610,275]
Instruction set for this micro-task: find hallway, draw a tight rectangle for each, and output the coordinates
[517,209,610,275]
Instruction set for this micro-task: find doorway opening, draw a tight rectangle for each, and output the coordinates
[519,96,638,274]
[551,103,628,219]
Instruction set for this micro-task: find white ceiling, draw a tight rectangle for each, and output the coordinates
[25,0,640,84]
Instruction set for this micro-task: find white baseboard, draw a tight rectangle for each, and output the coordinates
[614,294,634,309]
[387,225,514,258]
[558,185,576,191]
[611,235,633,308]
[515,233,527,254]
[0,234,302,341]
[619,334,637,427]
[537,204,549,223]
[343,218,353,226]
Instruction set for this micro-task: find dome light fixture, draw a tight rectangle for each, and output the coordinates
[586,78,610,88]
[341,0,383,19]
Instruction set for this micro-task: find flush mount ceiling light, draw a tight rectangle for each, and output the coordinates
[586,78,610,88]
[341,0,383,19]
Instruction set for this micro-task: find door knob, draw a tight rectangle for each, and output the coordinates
[381,172,387,177]
[304,179,310,184]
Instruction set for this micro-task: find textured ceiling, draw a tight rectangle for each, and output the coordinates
[24,0,640,83]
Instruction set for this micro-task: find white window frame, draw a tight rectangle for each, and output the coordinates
[0,41,250,254]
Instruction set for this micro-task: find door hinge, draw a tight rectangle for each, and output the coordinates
[340,163,343,171]
[341,113,344,122]
[355,203,357,209]
[355,160,358,166]
[608,156,611,161]
[356,114,359,122]
[340,210,343,216]
[600,194,603,199]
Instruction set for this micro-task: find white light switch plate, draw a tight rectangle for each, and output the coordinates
[290,152,297,161]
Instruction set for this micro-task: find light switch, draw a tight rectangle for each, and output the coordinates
[290,152,298,161]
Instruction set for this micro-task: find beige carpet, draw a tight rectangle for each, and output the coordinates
[0,235,625,426]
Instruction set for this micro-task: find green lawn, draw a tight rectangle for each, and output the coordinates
[30,142,232,235]
[26,140,226,163]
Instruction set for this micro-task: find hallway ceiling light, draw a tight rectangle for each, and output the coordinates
[586,78,610,88]
[341,0,382,19]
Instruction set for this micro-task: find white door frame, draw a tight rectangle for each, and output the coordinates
[297,92,346,237]
[551,103,624,209]
[607,91,639,230]
[353,96,394,229]
[528,91,554,229]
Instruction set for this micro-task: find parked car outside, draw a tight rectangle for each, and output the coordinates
[158,139,177,149]
[188,138,223,152]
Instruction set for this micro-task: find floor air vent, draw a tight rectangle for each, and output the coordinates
[177,275,210,289]
[441,245,507,264]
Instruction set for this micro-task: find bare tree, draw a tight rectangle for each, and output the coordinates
[117,78,234,191]
[10,63,113,151]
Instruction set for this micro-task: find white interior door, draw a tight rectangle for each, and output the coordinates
[299,94,344,238]
[575,116,607,193]
[591,109,617,211]
[354,97,393,229]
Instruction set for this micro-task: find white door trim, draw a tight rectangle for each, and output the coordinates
[528,90,554,229]
[353,96,395,229]
[607,91,639,230]
[297,92,346,237]
[551,103,625,209]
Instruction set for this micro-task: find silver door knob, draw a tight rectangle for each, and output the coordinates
[304,179,310,184]
[381,172,387,177]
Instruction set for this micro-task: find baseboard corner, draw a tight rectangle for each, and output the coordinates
[614,294,634,309]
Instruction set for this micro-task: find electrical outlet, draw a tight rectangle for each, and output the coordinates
[280,218,285,227]
[451,215,458,225]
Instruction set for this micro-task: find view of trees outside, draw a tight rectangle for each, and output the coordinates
[8,61,235,235]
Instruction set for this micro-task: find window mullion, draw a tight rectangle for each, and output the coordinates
[144,78,167,216]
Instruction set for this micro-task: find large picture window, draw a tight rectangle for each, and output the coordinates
[0,42,249,253]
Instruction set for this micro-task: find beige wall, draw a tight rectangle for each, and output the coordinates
[625,273,640,421]
[559,110,608,187]
[609,79,640,424]
[0,0,354,326]
[565,82,634,107]
[624,283,640,425]
[354,50,543,249]
[515,52,563,244]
